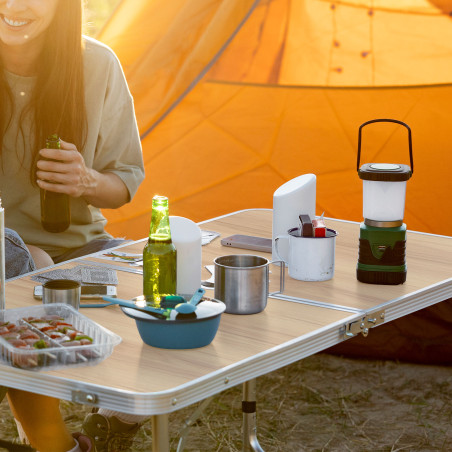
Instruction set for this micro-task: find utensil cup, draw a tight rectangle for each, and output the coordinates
[274,227,337,281]
[42,279,81,310]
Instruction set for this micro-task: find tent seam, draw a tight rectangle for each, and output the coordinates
[140,0,262,140]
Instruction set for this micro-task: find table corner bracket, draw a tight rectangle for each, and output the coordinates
[343,309,386,339]
[71,389,99,405]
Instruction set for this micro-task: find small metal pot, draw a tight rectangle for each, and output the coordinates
[42,279,81,310]
[121,299,226,349]
[214,255,284,314]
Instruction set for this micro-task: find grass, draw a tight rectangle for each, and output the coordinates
[1,353,451,451]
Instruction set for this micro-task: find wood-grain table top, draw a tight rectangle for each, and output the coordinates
[3,210,451,399]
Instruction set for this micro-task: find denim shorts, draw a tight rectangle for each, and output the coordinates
[5,228,37,279]
[5,228,128,279]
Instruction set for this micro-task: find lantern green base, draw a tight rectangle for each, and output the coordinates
[357,222,407,285]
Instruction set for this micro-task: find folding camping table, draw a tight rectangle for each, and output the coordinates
[1,209,451,451]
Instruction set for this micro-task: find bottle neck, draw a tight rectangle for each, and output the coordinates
[149,201,171,241]
[46,134,61,150]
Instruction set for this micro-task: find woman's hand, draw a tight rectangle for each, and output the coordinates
[36,139,130,208]
[36,139,94,198]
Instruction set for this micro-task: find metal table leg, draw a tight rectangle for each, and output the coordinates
[242,379,264,452]
[152,414,170,452]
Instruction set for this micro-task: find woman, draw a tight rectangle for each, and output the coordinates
[0,0,146,451]
[1,0,144,265]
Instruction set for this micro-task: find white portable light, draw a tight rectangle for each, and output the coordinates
[362,165,408,222]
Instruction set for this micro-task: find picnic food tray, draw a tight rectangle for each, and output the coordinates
[0,304,121,371]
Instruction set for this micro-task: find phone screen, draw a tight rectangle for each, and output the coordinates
[34,285,116,299]
[81,285,108,295]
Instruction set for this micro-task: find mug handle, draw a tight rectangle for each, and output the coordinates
[274,235,289,264]
[269,259,285,296]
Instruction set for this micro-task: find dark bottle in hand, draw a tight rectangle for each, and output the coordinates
[40,134,71,233]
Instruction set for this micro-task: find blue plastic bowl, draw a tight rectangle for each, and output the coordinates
[121,299,226,349]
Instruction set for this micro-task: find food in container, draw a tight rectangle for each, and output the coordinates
[0,304,121,370]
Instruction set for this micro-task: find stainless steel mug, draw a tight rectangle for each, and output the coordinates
[42,279,81,310]
[214,254,284,314]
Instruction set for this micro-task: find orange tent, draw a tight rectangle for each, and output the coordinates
[98,0,452,239]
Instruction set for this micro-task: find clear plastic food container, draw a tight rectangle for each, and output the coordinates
[0,304,121,371]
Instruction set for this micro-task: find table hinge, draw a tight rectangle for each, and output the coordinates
[71,390,98,405]
[343,310,385,339]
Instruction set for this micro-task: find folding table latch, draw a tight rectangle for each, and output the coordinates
[72,390,98,405]
[344,310,385,339]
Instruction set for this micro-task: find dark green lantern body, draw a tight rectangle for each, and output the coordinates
[357,222,407,285]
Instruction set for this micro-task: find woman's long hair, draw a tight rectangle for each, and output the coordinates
[0,0,87,183]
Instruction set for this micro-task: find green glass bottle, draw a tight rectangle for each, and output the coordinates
[143,195,177,306]
[40,134,71,233]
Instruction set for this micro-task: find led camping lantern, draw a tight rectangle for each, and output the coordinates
[356,119,414,285]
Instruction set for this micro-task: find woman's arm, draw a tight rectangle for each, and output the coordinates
[36,139,130,209]
[74,169,130,208]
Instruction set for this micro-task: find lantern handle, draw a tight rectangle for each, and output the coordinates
[357,118,413,174]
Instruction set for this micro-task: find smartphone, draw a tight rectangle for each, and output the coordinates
[33,284,117,300]
[221,234,272,253]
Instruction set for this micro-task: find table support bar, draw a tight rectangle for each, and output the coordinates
[242,379,264,452]
[177,396,214,452]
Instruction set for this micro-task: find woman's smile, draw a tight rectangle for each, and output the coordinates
[0,0,58,51]
[2,14,31,28]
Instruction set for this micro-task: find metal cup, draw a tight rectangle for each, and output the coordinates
[42,279,81,310]
[214,255,284,314]
[274,228,338,281]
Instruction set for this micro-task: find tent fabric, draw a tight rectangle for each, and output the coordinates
[98,0,452,239]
